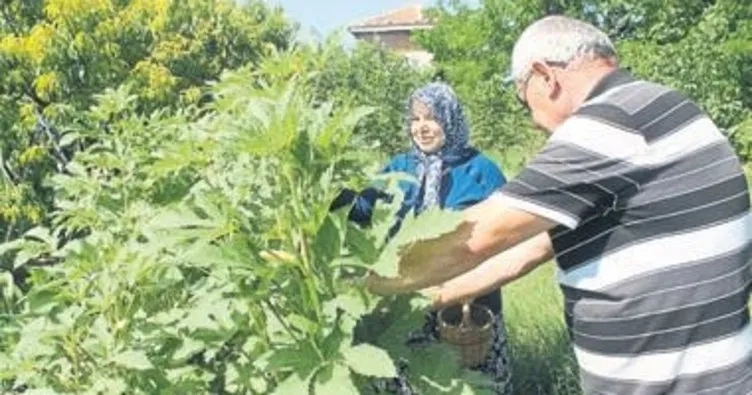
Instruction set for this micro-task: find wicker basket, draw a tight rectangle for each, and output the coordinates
[437,302,494,368]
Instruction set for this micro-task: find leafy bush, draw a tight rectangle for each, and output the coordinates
[0,0,295,243]
[305,37,431,155]
[0,51,486,394]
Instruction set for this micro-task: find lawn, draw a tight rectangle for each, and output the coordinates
[503,262,582,395]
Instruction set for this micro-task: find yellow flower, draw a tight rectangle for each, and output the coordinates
[34,72,60,100]
[0,205,20,222]
[27,24,55,63]
[44,0,111,20]
[126,0,170,32]
[133,60,177,100]
[26,206,43,224]
[19,104,37,129]
[0,24,55,64]
[152,36,190,63]
[0,35,24,58]
[19,145,46,165]
[73,32,87,50]
[181,87,202,104]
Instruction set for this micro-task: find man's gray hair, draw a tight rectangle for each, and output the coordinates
[510,15,617,82]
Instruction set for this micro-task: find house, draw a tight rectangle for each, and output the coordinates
[347,4,435,67]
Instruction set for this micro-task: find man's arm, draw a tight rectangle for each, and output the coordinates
[424,232,554,309]
[365,119,632,296]
[365,195,557,295]
[462,195,556,258]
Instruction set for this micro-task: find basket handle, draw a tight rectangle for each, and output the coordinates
[460,302,471,328]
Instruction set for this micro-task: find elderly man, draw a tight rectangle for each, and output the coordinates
[368,15,752,395]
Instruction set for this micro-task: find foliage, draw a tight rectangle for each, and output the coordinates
[305,35,431,155]
[415,0,751,164]
[0,0,295,243]
[610,0,752,159]
[0,52,483,394]
[415,0,549,162]
[234,33,431,169]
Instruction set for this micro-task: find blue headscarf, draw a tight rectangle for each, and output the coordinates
[407,82,474,212]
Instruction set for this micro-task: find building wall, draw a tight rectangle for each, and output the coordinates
[352,31,420,53]
[352,29,434,67]
[403,50,434,68]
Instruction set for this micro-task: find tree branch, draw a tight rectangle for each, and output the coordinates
[0,150,18,185]
[22,84,50,108]
[34,107,69,168]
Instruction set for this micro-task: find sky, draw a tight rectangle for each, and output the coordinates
[237,0,478,44]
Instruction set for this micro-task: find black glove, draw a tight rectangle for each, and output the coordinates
[329,188,358,212]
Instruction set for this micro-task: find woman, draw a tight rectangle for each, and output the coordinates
[331,82,512,394]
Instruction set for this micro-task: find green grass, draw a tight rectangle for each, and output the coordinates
[502,262,582,395]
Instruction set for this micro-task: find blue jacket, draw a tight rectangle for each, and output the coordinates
[331,148,507,313]
[346,149,506,227]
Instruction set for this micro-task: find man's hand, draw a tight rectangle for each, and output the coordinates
[421,232,554,309]
[368,196,556,295]
[364,271,416,296]
[419,285,442,308]
[418,285,474,310]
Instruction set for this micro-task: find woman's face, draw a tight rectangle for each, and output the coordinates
[410,100,445,154]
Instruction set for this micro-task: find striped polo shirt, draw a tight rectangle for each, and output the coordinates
[494,69,752,394]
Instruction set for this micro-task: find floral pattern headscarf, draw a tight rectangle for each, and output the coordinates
[407,82,473,212]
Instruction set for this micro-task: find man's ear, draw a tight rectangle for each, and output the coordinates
[530,61,550,82]
[531,61,561,100]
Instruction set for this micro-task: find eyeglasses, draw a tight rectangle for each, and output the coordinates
[515,71,534,111]
[514,61,570,111]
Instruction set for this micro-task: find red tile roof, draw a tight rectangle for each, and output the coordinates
[348,5,434,32]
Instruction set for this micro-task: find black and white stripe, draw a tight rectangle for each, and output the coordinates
[556,214,752,291]
[574,324,752,385]
[579,352,752,395]
[552,181,749,270]
[570,289,750,355]
[496,69,752,394]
